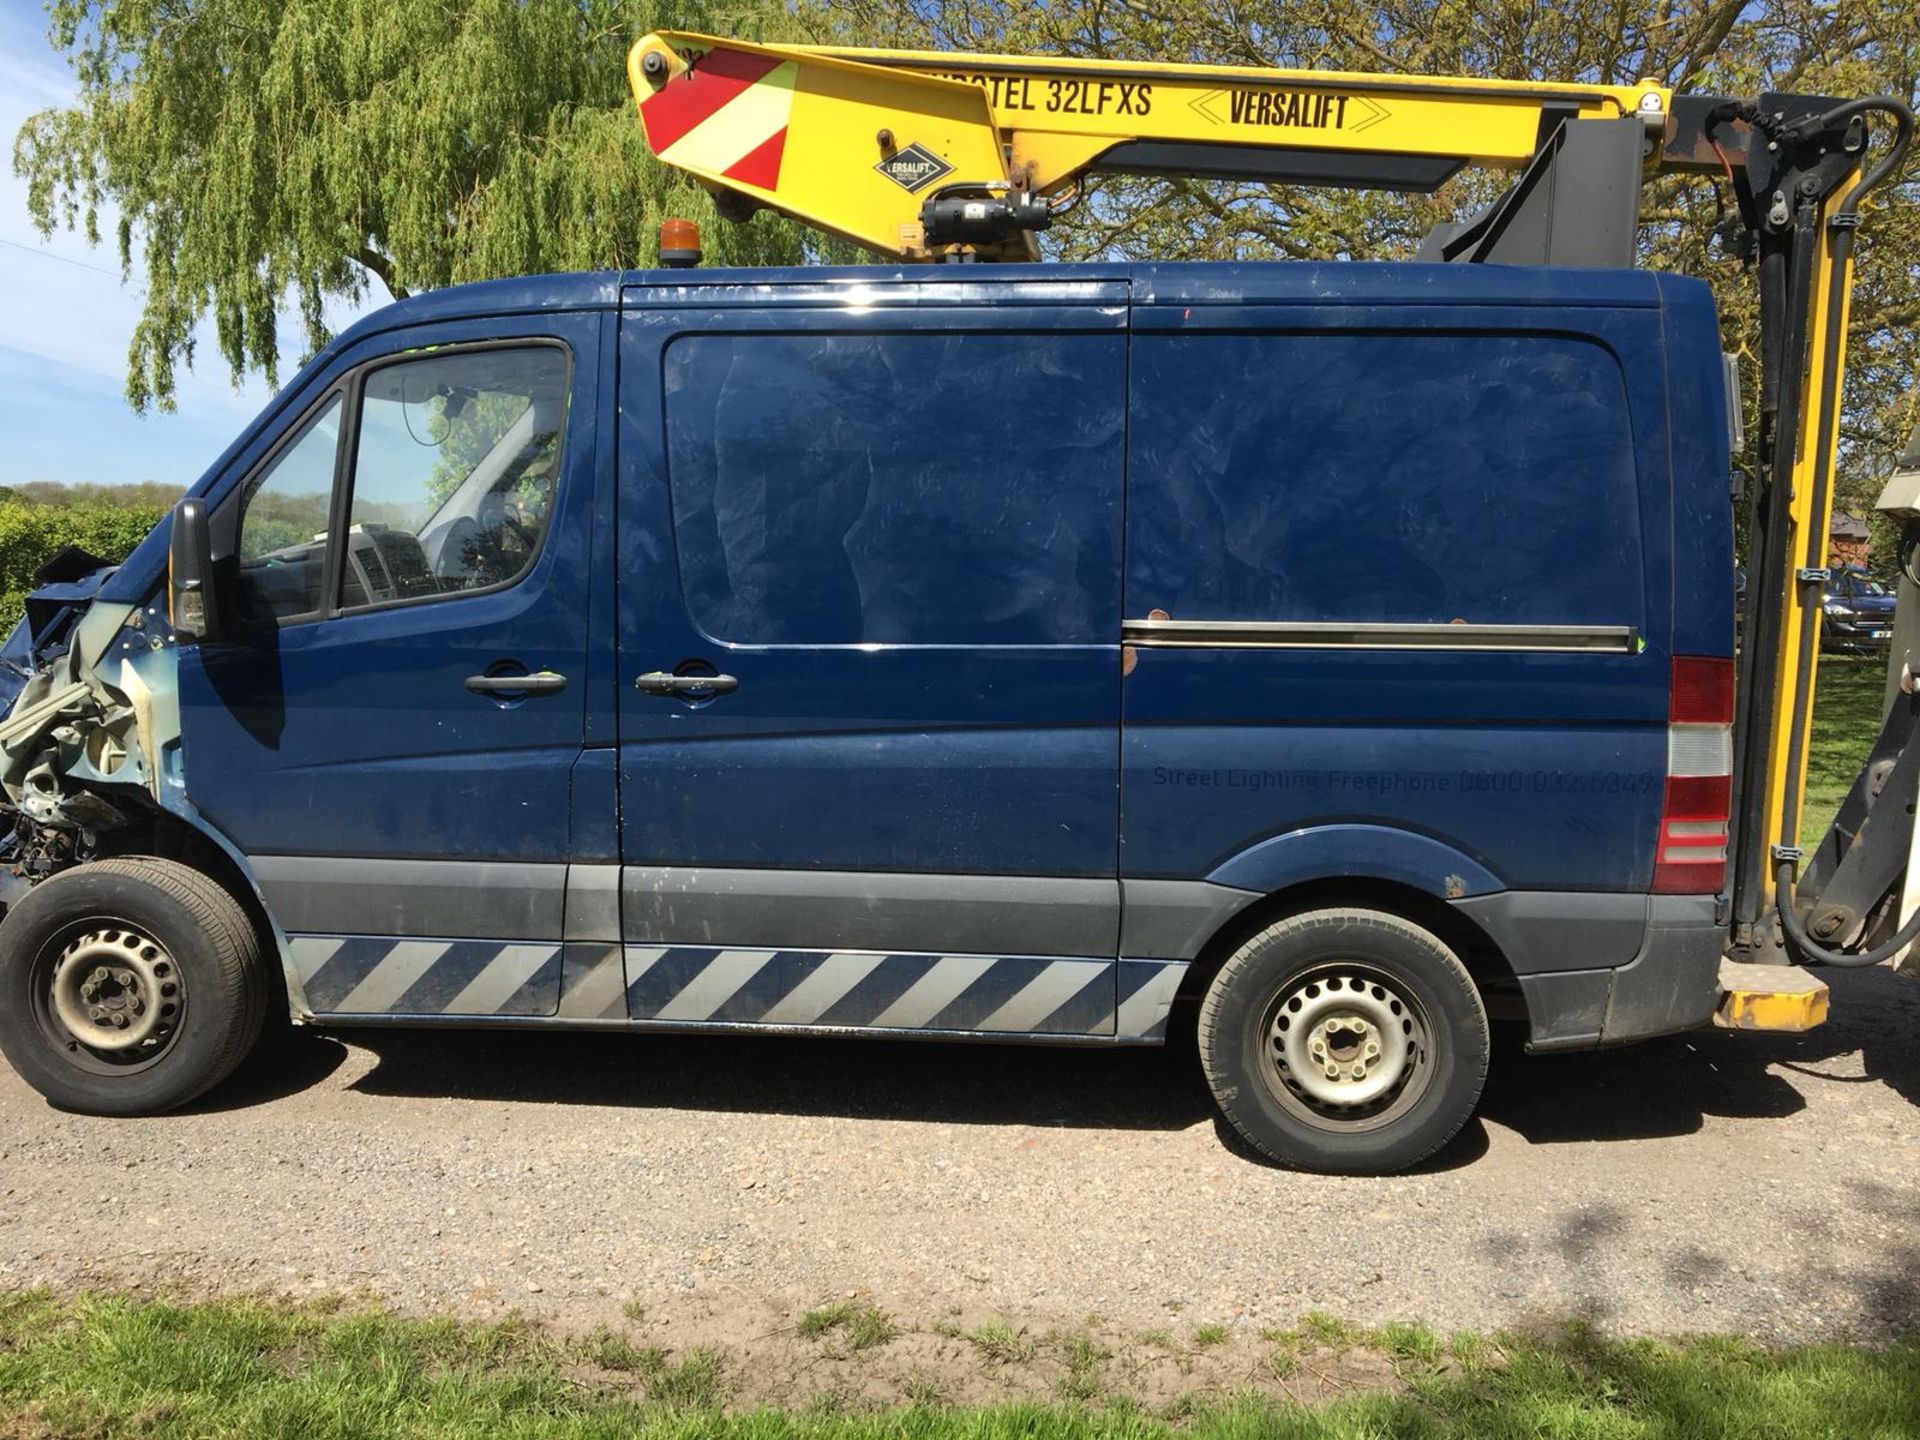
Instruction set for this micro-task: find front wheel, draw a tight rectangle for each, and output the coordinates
[1197,908,1489,1174]
[0,858,269,1115]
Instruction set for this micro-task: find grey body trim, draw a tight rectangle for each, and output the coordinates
[252,856,566,939]
[564,864,621,942]
[620,866,1118,957]
[1518,894,1722,1052]
[1451,890,1649,975]
[1122,618,1637,653]
[309,1012,1155,1047]
[1120,879,1261,960]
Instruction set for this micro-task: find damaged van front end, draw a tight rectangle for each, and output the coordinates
[0,543,190,911]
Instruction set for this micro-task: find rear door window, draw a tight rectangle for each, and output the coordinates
[1126,331,1644,626]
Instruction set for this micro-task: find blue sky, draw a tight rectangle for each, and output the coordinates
[0,0,379,491]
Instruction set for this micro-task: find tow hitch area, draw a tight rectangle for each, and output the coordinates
[1714,959,1830,1032]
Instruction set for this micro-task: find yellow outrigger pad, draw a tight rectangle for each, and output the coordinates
[1714,959,1830,1032]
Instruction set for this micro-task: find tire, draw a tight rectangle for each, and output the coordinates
[1197,908,1489,1175]
[0,857,269,1116]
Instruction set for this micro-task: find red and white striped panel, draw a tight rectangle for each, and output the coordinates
[638,47,798,192]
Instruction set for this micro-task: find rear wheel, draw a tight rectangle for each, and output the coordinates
[0,858,268,1115]
[1197,908,1489,1174]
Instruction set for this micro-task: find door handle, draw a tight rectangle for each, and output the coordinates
[466,670,567,696]
[634,670,739,698]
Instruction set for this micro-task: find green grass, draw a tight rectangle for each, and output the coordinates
[572,1324,651,1372]
[796,1300,897,1352]
[2,1291,1918,1438]
[1301,1310,1357,1350]
[966,1317,1037,1366]
[1189,1322,1229,1348]
[1054,1333,1109,1403]
[1802,655,1886,849]
[1373,1321,1443,1368]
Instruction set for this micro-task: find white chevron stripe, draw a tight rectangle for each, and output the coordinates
[654,948,778,1022]
[288,936,345,981]
[1115,963,1188,1037]
[976,959,1108,1033]
[445,945,558,1015]
[622,946,669,992]
[870,955,999,1030]
[758,951,889,1025]
[336,941,452,1014]
[559,948,629,1019]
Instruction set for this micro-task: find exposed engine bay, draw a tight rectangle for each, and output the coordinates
[0,546,183,908]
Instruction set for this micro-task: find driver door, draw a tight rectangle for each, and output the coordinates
[175,315,603,1018]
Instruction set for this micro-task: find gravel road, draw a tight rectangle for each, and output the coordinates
[3,965,1916,1351]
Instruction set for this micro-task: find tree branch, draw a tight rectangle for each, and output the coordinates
[355,246,407,302]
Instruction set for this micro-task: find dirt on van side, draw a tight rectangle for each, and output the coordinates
[1,963,1916,1407]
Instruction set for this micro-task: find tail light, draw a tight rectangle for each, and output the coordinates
[1653,656,1734,894]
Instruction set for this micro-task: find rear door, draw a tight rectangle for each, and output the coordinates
[614,273,1128,1036]
[1119,267,1673,918]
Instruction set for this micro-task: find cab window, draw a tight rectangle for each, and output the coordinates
[339,347,569,612]
[227,345,569,624]
[235,396,343,621]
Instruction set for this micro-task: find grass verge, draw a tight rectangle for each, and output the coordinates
[2,1290,1918,1437]
[1802,654,1885,849]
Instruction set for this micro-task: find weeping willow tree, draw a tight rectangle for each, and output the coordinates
[14,0,835,411]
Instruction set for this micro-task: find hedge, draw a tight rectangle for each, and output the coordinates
[0,500,167,634]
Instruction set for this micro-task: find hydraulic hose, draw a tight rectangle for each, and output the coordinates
[1787,97,1914,219]
[1776,861,1920,968]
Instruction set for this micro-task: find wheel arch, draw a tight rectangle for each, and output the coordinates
[87,796,303,1020]
[1170,876,1526,1027]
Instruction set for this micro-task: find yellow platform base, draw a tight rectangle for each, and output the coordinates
[1714,959,1830,1032]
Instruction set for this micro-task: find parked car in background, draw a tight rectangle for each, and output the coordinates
[1822,568,1896,652]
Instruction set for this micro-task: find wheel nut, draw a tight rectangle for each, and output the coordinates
[113,1013,129,1029]
[90,1007,107,1023]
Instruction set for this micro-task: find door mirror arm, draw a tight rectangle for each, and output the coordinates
[167,497,223,644]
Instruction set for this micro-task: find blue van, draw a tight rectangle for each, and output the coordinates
[0,261,1734,1173]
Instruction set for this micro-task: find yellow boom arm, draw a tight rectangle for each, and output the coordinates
[626,32,1671,259]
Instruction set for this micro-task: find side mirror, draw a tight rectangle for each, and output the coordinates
[167,497,221,643]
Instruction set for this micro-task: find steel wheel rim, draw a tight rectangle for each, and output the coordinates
[32,918,187,1075]
[1260,963,1434,1132]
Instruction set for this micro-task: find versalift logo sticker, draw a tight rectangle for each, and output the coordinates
[875,142,955,194]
